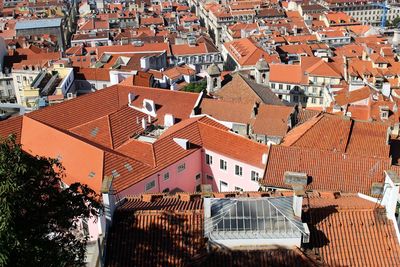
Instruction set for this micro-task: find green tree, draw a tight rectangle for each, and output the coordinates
[388,16,400,28]
[0,136,103,267]
[183,80,207,93]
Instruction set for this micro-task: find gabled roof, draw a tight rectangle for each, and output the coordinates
[105,192,318,267]
[252,105,293,137]
[282,113,390,158]
[214,73,283,105]
[269,64,308,85]
[305,193,400,266]
[199,98,254,124]
[262,145,390,195]
[223,38,280,66]
[334,86,371,106]
[0,116,23,143]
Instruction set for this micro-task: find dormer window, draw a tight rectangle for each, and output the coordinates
[380,106,389,120]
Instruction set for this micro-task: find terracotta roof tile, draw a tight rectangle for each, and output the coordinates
[306,195,400,266]
[252,105,294,137]
[198,122,268,169]
[199,98,254,124]
[283,113,390,158]
[69,115,113,149]
[269,64,308,85]
[215,73,283,105]
[105,194,317,267]
[0,116,23,143]
[262,145,390,194]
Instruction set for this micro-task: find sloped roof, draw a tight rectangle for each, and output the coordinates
[105,193,318,267]
[199,98,254,124]
[282,113,390,158]
[269,64,308,85]
[306,193,400,266]
[0,116,23,143]
[214,73,283,105]
[252,104,293,137]
[262,145,390,195]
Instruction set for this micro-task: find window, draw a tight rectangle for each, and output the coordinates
[196,173,201,180]
[207,174,213,180]
[17,76,20,82]
[278,84,283,90]
[312,98,316,104]
[177,163,186,172]
[206,154,213,165]
[271,83,275,89]
[235,165,243,176]
[220,181,228,191]
[235,186,243,192]
[286,84,290,90]
[196,184,201,192]
[251,171,259,181]
[220,159,227,170]
[163,172,169,181]
[145,180,155,191]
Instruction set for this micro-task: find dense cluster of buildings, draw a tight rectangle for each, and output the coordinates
[2,0,400,266]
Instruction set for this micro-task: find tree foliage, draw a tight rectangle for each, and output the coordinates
[183,80,207,93]
[0,136,103,267]
[388,16,400,28]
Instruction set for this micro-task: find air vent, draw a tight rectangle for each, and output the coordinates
[88,171,96,178]
[90,127,99,137]
[111,169,120,178]
[124,163,133,172]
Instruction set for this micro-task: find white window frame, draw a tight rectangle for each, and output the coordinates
[220,159,227,170]
[206,154,213,165]
[235,186,243,192]
[177,163,186,173]
[163,172,169,181]
[145,180,156,191]
[235,165,243,176]
[251,171,260,181]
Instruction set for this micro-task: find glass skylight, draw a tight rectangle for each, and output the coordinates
[204,197,307,241]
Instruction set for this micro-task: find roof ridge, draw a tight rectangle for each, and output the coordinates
[197,119,268,150]
[284,113,324,146]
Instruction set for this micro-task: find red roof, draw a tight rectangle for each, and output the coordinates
[306,193,400,266]
[262,145,390,195]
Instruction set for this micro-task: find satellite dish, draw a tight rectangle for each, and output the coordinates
[142,99,156,116]
[382,83,391,98]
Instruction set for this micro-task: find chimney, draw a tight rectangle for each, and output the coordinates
[262,153,268,165]
[342,56,348,82]
[284,171,308,217]
[379,171,400,218]
[141,117,147,129]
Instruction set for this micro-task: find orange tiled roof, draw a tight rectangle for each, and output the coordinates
[269,64,308,85]
[262,145,390,195]
[306,194,400,266]
[223,38,280,66]
[252,104,294,137]
[282,113,390,158]
[199,98,254,124]
[334,86,371,106]
[105,193,318,267]
[0,116,23,143]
